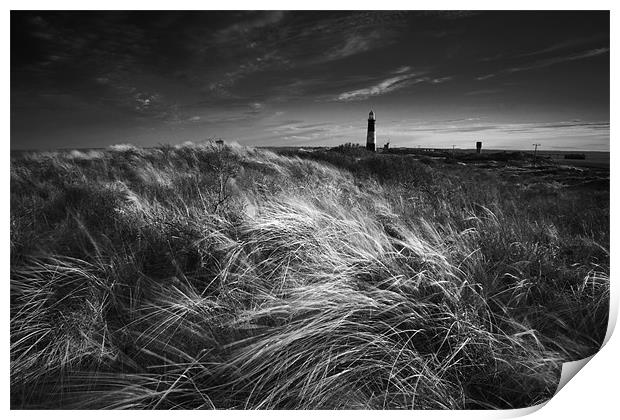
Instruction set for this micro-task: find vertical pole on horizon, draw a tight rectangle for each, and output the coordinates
[533,143,541,166]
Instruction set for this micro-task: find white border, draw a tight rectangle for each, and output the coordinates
[4,2,617,419]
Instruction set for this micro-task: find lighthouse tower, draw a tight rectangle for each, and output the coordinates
[366,110,376,151]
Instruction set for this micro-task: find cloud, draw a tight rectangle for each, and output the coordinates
[510,121,610,131]
[386,118,609,139]
[479,53,505,62]
[431,77,453,84]
[183,13,411,105]
[476,47,609,81]
[393,66,412,74]
[506,47,609,73]
[194,15,398,100]
[515,35,607,58]
[95,76,172,118]
[213,11,286,42]
[480,35,606,63]
[174,99,279,126]
[249,102,264,112]
[442,120,610,137]
[268,121,331,140]
[335,74,423,101]
[475,73,496,81]
[283,12,407,66]
[323,31,383,61]
[206,51,289,98]
[333,69,452,102]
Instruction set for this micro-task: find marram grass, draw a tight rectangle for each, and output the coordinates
[10,143,608,409]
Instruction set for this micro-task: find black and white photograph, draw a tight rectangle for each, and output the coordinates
[9,6,611,411]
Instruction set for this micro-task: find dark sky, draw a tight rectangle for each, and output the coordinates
[11,11,609,150]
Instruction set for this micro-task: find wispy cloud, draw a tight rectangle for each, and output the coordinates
[190,12,404,102]
[335,73,425,102]
[332,69,452,102]
[506,47,609,73]
[206,51,289,98]
[503,120,610,132]
[479,35,606,63]
[475,73,496,81]
[249,102,264,112]
[515,35,607,58]
[393,66,412,74]
[323,31,383,61]
[213,11,286,43]
[475,47,608,81]
[268,120,332,142]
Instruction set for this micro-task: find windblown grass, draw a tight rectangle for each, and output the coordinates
[10,142,609,409]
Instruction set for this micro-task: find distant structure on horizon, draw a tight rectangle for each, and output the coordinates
[366,110,376,151]
[476,141,482,154]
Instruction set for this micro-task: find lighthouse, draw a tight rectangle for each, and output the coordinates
[366,110,376,151]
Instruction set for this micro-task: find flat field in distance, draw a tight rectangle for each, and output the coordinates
[10,143,609,409]
[543,151,609,169]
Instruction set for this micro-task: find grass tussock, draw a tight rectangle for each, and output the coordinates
[10,142,609,409]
